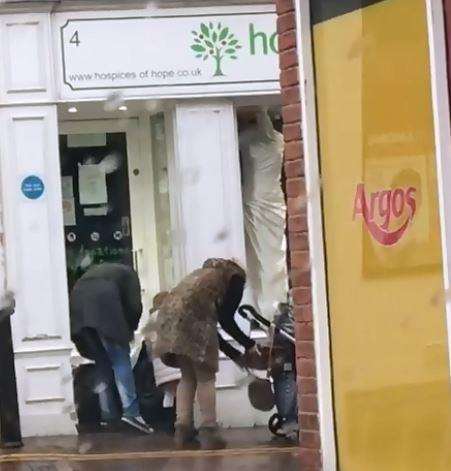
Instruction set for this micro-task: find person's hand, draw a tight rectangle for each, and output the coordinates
[244,343,268,370]
[247,344,262,357]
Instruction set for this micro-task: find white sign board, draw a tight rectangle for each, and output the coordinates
[56,12,280,100]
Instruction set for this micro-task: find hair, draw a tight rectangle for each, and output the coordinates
[202,257,246,283]
[152,291,170,310]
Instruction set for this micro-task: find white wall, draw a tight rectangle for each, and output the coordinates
[0,13,76,436]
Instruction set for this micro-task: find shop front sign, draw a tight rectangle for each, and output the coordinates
[55,11,279,100]
[353,183,417,246]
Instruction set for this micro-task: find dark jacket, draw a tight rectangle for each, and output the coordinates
[153,258,254,371]
[0,294,15,324]
[70,263,142,349]
[217,274,255,362]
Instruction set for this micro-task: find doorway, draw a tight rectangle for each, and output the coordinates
[58,118,165,426]
[58,119,160,311]
[56,101,286,433]
[60,129,133,289]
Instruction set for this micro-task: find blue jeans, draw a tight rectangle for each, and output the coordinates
[96,336,140,420]
[273,370,298,426]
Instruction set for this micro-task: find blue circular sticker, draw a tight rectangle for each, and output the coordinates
[21,176,45,200]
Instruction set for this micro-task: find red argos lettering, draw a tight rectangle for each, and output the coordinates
[353,183,416,246]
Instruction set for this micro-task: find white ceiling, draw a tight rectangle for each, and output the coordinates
[57,94,281,121]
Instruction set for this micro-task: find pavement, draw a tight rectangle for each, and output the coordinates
[0,428,300,470]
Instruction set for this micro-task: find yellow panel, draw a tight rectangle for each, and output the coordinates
[312,0,451,469]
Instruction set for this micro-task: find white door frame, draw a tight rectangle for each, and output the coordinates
[426,0,451,373]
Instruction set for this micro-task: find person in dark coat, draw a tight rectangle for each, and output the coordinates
[150,258,260,448]
[70,262,152,434]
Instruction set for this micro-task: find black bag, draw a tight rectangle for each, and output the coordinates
[73,363,103,429]
[133,343,176,433]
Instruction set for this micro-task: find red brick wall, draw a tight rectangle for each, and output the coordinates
[276,0,322,469]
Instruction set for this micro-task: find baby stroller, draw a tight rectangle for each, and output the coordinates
[238,303,298,439]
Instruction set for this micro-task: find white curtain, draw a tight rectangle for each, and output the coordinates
[240,108,288,321]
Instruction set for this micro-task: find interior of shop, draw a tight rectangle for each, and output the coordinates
[56,96,296,440]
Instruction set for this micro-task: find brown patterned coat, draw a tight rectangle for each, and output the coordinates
[152,259,246,372]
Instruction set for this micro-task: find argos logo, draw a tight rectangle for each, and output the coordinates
[353,183,417,246]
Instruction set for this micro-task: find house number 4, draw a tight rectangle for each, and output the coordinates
[70,30,81,47]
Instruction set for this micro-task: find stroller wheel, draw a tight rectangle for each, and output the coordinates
[268,413,286,437]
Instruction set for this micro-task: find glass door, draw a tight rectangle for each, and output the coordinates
[59,131,133,291]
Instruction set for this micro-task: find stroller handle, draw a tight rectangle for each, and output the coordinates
[238,304,296,345]
[238,304,272,328]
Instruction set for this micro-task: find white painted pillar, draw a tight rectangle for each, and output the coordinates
[0,13,76,436]
[168,100,247,276]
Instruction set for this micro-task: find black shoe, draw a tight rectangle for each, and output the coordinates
[121,416,154,434]
[198,426,226,450]
[174,424,199,449]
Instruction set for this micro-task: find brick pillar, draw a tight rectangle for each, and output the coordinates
[276,0,322,468]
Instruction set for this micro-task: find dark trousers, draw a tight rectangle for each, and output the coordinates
[273,370,298,425]
[0,316,22,446]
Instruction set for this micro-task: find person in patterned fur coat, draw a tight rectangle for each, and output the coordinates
[149,258,260,449]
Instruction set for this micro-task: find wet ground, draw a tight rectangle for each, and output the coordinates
[0,428,299,470]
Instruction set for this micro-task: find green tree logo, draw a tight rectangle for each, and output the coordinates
[190,22,242,77]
